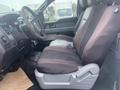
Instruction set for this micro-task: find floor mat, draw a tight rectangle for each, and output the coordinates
[0,68,33,90]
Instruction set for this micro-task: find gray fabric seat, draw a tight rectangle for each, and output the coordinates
[49,0,114,47]
[37,46,81,74]
[37,0,113,74]
[49,0,109,47]
[35,0,120,89]
[50,0,88,42]
[37,3,107,74]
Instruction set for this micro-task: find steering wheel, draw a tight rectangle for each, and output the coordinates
[21,6,45,39]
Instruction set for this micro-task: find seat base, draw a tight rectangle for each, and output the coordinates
[35,64,99,90]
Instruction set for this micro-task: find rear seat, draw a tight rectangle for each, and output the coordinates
[49,0,88,43]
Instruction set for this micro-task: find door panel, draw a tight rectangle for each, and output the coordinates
[43,0,78,36]
[45,17,77,36]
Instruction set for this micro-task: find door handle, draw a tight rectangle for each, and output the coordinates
[49,23,56,28]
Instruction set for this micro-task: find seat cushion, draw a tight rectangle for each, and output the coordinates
[37,46,81,74]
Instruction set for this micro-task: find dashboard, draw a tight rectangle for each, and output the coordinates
[0,13,31,73]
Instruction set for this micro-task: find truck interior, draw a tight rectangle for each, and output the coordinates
[0,0,120,90]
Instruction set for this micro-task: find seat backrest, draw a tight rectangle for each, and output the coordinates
[74,0,87,33]
[74,0,108,57]
[74,0,114,33]
[82,5,120,65]
[74,0,120,65]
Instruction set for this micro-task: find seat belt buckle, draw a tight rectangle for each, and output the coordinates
[67,44,74,49]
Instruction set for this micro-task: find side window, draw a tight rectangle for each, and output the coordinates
[43,0,77,22]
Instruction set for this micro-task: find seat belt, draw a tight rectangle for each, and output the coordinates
[74,0,85,33]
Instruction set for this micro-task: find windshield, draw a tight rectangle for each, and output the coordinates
[0,0,45,14]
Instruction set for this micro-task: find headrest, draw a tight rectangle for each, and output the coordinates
[79,0,116,9]
[86,0,116,7]
[79,0,105,9]
[87,0,102,6]
[79,0,88,9]
[100,0,116,5]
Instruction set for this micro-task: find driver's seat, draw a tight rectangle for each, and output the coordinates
[35,1,120,90]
